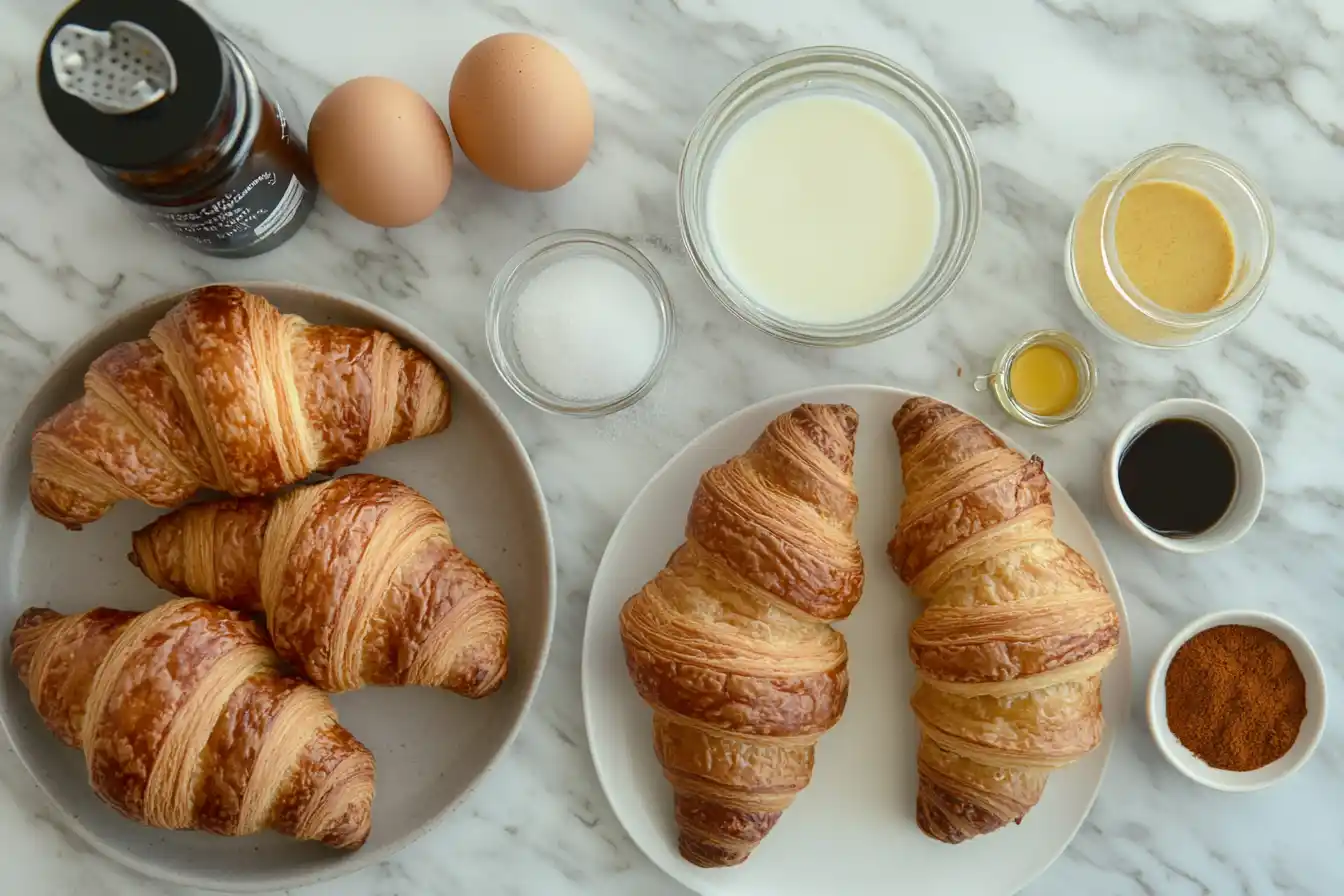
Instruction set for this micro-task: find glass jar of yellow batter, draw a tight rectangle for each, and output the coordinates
[1066,144,1274,348]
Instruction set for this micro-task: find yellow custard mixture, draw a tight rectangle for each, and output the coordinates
[1072,176,1238,343]
[1114,181,1234,313]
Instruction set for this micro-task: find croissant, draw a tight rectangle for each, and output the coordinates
[887,397,1120,843]
[30,284,451,528]
[129,473,509,697]
[9,598,375,848]
[619,403,863,868]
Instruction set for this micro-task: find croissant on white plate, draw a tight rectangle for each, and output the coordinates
[30,284,451,528]
[10,598,375,848]
[130,473,509,697]
[887,397,1119,843]
[620,403,864,867]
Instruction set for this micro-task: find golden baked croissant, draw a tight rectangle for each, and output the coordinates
[130,473,509,697]
[10,598,375,848]
[620,403,863,868]
[887,397,1119,843]
[30,284,451,528]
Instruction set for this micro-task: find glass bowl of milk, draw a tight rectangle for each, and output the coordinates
[679,46,981,345]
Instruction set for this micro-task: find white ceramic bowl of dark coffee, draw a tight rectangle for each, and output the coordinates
[0,282,556,890]
[1147,609,1327,791]
[1104,398,1264,553]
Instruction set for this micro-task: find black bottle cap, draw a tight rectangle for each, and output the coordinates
[38,0,226,171]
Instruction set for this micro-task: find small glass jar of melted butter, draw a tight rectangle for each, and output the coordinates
[975,330,1097,428]
[1065,144,1274,348]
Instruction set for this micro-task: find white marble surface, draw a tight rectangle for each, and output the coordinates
[2,0,1342,893]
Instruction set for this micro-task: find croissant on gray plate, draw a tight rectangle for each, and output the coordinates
[130,473,509,697]
[30,284,451,528]
[10,598,375,848]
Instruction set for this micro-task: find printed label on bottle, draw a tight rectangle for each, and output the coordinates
[146,166,309,253]
[254,175,306,238]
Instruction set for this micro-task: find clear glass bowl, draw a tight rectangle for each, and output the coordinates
[486,230,674,416]
[677,46,981,346]
[1065,144,1274,349]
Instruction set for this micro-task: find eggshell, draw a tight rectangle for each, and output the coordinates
[308,76,453,227]
[449,33,593,192]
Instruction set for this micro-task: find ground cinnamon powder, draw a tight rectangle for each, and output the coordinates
[1164,624,1307,771]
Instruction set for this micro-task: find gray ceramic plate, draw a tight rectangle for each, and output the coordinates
[0,282,555,891]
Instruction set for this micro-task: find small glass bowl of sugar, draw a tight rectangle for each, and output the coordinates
[487,230,675,416]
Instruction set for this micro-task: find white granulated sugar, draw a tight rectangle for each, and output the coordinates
[512,254,661,401]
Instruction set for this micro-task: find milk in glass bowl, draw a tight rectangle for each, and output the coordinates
[678,46,981,346]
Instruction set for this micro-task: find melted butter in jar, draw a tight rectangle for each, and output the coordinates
[979,330,1096,428]
[1008,344,1079,417]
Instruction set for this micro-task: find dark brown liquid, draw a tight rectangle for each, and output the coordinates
[1118,418,1237,537]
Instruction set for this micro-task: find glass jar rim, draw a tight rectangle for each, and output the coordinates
[1096,143,1275,330]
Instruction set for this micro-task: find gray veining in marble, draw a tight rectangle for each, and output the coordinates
[2,0,1342,894]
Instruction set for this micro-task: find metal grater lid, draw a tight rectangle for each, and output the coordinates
[38,0,227,170]
[50,21,179,115]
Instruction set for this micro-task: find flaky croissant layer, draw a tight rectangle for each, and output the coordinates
[889,397,1119,844]
[30,284,451,528]
[620,403,864,868]
[10,599,375,848]
[130,474,509,697]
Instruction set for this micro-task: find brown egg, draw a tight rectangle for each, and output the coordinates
[308,76,453,227]
[449,34,593,192]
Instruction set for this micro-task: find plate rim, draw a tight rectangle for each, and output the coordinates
[581,383,1131,896]
[0,280,557,892]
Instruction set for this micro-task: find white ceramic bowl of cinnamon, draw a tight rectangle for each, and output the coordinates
[1147,609,1327,791]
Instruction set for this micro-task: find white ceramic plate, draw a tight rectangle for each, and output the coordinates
[582,384,1131,896]
[0,282,555,891]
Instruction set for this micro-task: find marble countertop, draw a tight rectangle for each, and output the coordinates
[3,0,1342,893]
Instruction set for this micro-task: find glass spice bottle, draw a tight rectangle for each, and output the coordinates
[38,0,317,258]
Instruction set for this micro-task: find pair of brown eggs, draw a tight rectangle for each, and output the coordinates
[308,33,593,228]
